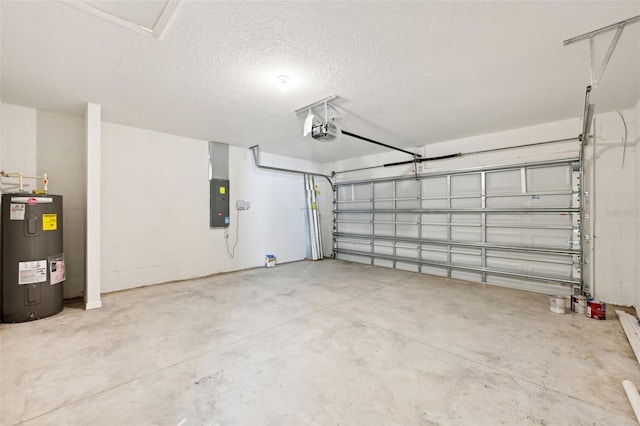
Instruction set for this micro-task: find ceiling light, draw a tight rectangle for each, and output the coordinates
[277,75,290,92]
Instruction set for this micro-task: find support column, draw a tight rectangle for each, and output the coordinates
[84,103,102,310]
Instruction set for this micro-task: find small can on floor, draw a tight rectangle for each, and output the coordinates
[571,295,587,314]
[587,298,606,320]
[549,295,568,314]
[265,254,276,268]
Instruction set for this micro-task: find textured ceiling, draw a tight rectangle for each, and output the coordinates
[2,1,639,163]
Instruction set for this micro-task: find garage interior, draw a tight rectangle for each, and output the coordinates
[1,1,640,425]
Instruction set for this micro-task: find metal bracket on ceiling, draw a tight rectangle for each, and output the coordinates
[295,95,340,116]
[564,15,640,88]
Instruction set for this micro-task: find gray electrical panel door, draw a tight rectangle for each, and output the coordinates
[209,141,230,228]
[1,194,64,322]
[210,179,230,228]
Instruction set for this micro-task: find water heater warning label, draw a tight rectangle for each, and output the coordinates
[18,260,47,285]
[42,214,57,231]
[10,203,25,220]
[49,254,65,285]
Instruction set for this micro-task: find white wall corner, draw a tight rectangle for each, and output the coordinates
[85,103,102,310]
[636,97,640,314]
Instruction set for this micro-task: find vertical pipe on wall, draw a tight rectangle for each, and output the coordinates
[304,175,323,260]
[85,103,102,310]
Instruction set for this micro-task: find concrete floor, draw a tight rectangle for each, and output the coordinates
[1,259,640,425]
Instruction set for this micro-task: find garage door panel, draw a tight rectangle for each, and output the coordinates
[337,186,352,200]
[342,254,372,265]
[337,213,370,234]
[486,257,572,279]
[373,223,393,236]
[486,227,571,248]
[451,226,481,242]
[451,252,482,267]
[373,258,394,268]
[486,213,572,227]
[397,246,419,258]
[374,181,394,198]
[397,200,420,209]
[334,158,581,294]
[341,201,372,210]
[374,244,394,255]
[352,184,372,200]
[422,213,449,224]
[451,198,482,208]
[451,213,481,224]
[397,262,420,272]
[527,165,571,192]
[336,240,368,252]
[486,249,569,263]
[422,199,448,209]
[485,275,570,294]
[397,224,419,238]
[374,200,394,209]
[421,266,448,277]
[486,170,521,194]
[337,222,370,234]
[397,213,419,223]
[421,177,447,197]
[421,249,448,263]
[374,213,394,222]
[451,174,481,196]
[421,225,448,240]
[486,194,573,208]
[452,270,482,282]
[396,180,419,198]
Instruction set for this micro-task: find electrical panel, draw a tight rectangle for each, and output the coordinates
[210,179,230,228]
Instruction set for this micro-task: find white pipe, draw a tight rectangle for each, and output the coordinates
[0,171,49,193]
[623,380,640,423]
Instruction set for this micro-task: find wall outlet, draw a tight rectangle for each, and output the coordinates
[236,200,250,210]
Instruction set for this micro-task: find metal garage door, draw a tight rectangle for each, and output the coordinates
[332,158,582,294]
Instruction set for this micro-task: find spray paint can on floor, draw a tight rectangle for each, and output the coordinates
[586,298,606,320]
[571,295,587,314]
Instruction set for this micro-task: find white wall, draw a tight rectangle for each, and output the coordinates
[325,110,638,306]
[0,104,37,179]
[591,109,637,305]
[100,123,328,293]
[36,111,85,298]
[636,97,640,312]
